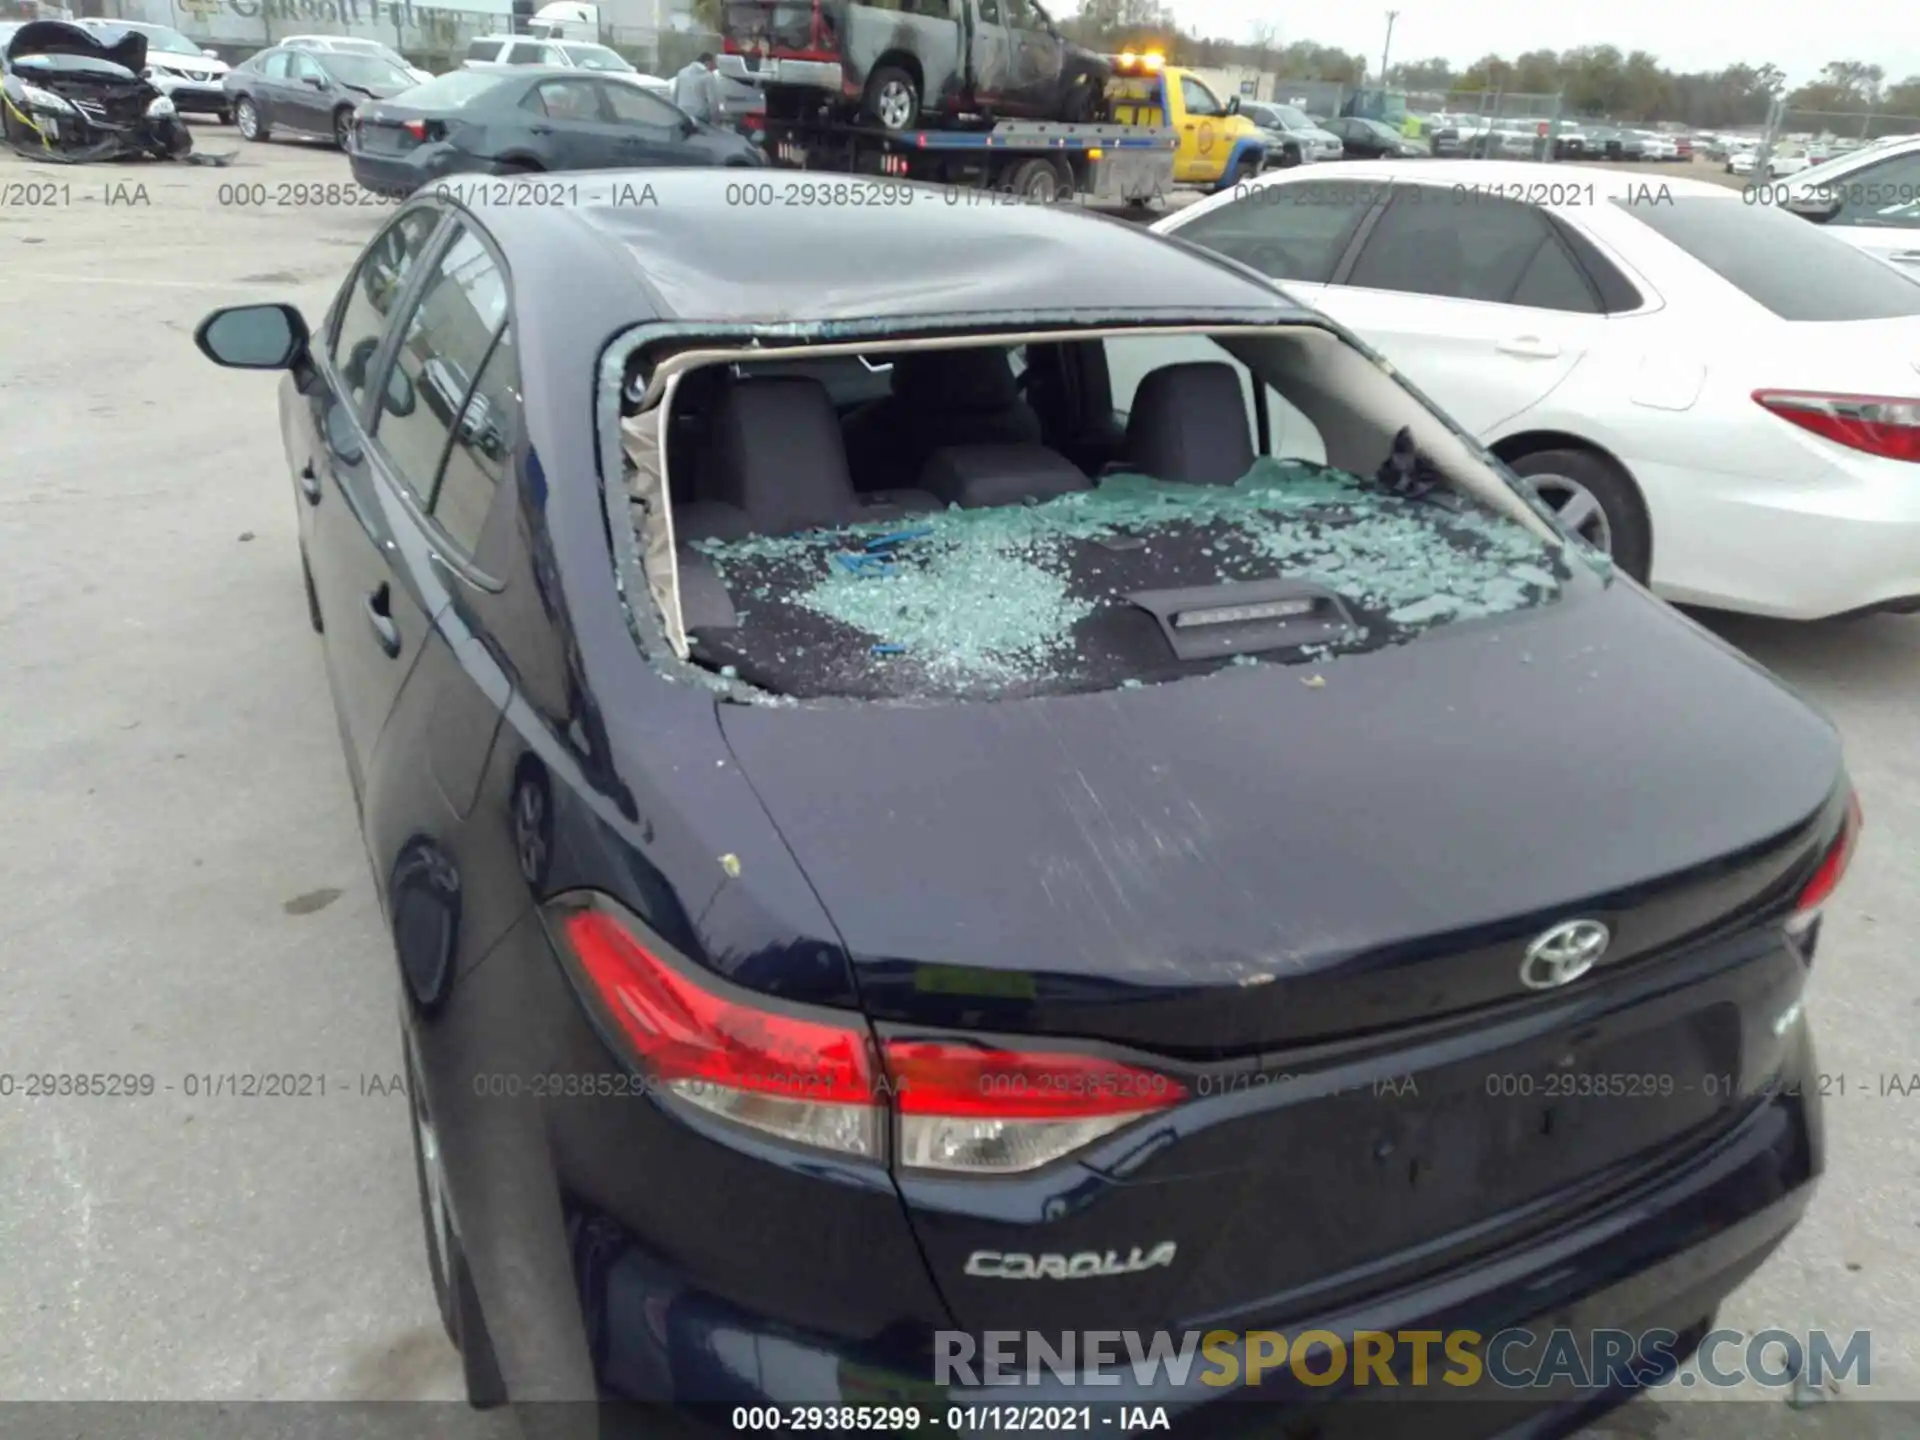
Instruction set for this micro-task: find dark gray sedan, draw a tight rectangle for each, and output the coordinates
[225,44,418,149]
[344,67,764,193]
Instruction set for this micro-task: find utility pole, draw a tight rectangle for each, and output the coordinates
[1380,10,1398,83]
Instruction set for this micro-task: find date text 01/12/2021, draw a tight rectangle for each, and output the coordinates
[729,1405,1171,1431]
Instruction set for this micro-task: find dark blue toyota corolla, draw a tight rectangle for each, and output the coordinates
[195,172,1859,1436]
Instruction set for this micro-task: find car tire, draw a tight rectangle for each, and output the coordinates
[492,157,541,174]
[1507,447,1652,583]
[862,65,920,133]
[403,1021,508,1407]
[1006,155,1067,202]
[332,105,355,150]
[234,96,267,142]
[1275,142,1301,168]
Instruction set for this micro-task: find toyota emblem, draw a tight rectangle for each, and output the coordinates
[1519,920,1610,990]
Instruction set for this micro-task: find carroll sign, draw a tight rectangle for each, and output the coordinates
[220,0,430,21]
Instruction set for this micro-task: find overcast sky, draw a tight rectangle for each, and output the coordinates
[1177,0,1918,87]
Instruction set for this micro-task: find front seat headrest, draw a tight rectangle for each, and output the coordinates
[702,377,859,536]
[890,348,1024,412]
[1124,362,1256,487]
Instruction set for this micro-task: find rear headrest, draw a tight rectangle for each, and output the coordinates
[918,444,1092,510]
[702,378,858,535]
[1123,362,1256,487]
[890,348,1023,412]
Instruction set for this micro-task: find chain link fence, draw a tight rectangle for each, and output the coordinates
[1750,103,1920,179]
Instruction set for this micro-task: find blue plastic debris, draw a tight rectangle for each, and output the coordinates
[864,527,935,552]
[871,643,907,655]
[834,552,896,577]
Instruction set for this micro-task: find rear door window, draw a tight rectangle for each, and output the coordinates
[432,324,520,562]
[1345,187,1581,306]
[368,226,510,506]
[1613,194,1920,319]
[1173,178,1385,284]
[329,207,445,410]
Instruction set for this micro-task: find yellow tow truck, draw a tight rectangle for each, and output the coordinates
[1105,51,1272,192]
[761,50,1268,201]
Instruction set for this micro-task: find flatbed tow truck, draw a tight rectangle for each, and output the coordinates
[759,53,1269,206]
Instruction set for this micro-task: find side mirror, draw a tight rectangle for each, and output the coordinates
[195,303,311,370]
[1226,95,1240,116]
[203,47,219,58]
[304,72,329,88]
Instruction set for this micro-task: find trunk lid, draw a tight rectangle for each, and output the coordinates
[719,582,1841,1336]
[720,583,1837,1055]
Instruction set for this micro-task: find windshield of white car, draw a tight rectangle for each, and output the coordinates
[119,23,202,54]
[329,38,410,66]
[1615,194,1920,321]
[558,43,633,71]
[1270,105,1313,130]
[322,54,415,88]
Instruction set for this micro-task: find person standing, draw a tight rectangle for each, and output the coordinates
[672,52,721,124]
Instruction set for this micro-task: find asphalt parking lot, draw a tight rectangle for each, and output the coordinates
[0,130,1914,1436]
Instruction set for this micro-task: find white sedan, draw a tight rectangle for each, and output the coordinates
[1777,134,1920,275]
[1152,160,1920,620]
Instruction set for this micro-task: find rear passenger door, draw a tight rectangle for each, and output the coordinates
[598,79,698,164]
[303,203,449,797]
[357,223,519,852]
[1313,183,1604,436]
[523,76,625,169]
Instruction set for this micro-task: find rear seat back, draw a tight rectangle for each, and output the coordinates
[918,444,1093,509]
[703,377,862,535]
[1123,362,1256,486]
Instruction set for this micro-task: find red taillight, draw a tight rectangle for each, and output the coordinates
[556,905,883,1157]
[884,1040,1185,1173]
[1753,390,1920,462]
[549,901,1186,1173]
[402,118,429,141]
[1788,792,1863,936]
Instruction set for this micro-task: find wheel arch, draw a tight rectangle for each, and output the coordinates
[868,50,925,96]
[1487,428,1655,570]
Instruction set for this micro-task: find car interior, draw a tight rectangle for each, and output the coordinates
[621,329,1571,701]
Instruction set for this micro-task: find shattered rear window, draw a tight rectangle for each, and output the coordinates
[685,460,1570,702]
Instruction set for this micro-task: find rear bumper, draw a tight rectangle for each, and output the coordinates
[345,142,462,195]
[1638,447,1920,619]
[718,54,840,91]
[578,1075,1819,1432]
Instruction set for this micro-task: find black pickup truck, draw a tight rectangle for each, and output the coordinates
[719,0,1109,132]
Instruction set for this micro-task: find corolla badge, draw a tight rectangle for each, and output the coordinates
[1520,920,1610,990]
[964,1244,1177,1280]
